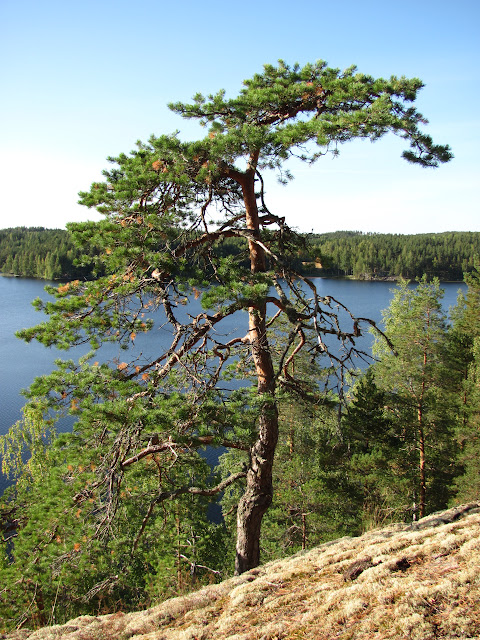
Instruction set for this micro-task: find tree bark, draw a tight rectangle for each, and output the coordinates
[418,344,428,518]
[234,161,279,574]
[235,398,278,574]
[418,407,426,519]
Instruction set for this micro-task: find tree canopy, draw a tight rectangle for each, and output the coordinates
[11,59,452,585]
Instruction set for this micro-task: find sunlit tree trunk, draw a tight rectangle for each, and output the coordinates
[234,162,279,574]
[417,343,428,518]
[417,406,426,518]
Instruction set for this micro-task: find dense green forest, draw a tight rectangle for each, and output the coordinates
[0,228,100,280]
[1,227,479,281]
[302,230,480,279]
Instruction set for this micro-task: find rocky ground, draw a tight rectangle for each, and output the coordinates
[3,502,480,640]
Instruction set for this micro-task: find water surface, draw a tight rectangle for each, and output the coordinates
[0,275,466,495]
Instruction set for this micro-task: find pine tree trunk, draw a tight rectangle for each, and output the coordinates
[234,161,279,574]
[418,347,428,518]
[235,397,278,573]
[418,415,427,518]
[302,513,307,550]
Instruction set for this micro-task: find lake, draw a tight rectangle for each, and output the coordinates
[0,275,466,496]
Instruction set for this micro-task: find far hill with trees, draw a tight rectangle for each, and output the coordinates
[303,230,480,280]
[0,227,102,281]
[1,227,479,281]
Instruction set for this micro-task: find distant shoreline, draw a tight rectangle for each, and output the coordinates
[0,272,466,284]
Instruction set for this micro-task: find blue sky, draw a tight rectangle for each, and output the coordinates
[1,0,478,234]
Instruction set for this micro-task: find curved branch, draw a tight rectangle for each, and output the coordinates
[283,328,306,379]
[154,470,247,501]
[131,471,247,551]
[121,439,180,469]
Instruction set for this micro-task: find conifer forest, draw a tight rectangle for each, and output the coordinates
[1,227,479,282]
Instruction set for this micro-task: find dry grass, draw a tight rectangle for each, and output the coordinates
[3,502,479,640]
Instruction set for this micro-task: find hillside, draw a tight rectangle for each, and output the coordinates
[3,502,479,640]
[2,227,480,281]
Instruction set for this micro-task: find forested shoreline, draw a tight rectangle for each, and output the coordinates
[1,227,479,282]
[0,228,102,281]
[302,230,480,280]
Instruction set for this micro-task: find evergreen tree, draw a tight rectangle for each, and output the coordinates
[0,228,100,281]
[0,406,228,628]
[342,368,409,528]
[372,278,457,518]
[3,228,480,282]
[452,337,480,502]
[4,58,452,620]
[448,266,480,502]
[261,398,361,558]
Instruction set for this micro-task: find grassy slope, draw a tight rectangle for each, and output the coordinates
[4,502,480,640]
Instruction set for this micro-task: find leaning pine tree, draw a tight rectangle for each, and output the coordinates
[14,60,451,578]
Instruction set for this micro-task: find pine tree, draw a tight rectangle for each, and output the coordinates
[0,417,228,628]
[8,58,452,599]
[372,278,457,518]
[342,368,409,527]
[448,266,480,502]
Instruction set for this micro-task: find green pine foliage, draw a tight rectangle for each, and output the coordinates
[341,368,410,529]
[0,414,229,629]
[2,273,480,629]
[261,400,361,559]
[452,338,480,502]
[217,399,362,564]
[371,278,459,518]
[448,266,480,503]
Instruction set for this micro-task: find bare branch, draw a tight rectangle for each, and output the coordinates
[154,471,246,502]
[131,471,247,551]
[121,438,181,469]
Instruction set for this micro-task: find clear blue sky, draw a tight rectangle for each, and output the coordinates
[1,0,478,234]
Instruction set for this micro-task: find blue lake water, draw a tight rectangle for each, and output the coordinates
[0,275,466,496]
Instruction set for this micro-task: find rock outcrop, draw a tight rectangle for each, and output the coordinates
[3,502,480,640]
